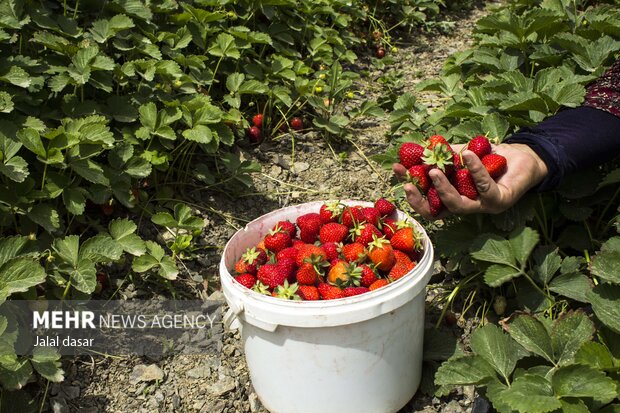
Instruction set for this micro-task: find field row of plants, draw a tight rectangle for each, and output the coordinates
[0,0,452,409]
[373,0,620,411]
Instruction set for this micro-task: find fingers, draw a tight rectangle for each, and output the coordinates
[461,150,504,212]
[392,163,408,178]
[428,168,480,215]
[403,183,435,220]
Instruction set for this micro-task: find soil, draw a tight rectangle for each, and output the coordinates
[49,2,496,412]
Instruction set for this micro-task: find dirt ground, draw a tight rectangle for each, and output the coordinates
[50,2,495,412]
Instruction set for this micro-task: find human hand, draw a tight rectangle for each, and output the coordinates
[392,143,548,220]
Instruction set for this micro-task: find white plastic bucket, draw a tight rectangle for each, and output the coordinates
[220,201,434,413]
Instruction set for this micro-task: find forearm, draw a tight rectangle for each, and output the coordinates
[504,106,620,190]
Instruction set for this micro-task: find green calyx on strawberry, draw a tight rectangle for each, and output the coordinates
[252,281,271,295]
[422,143,453,174]
[272,280,301,301]
[320,200,343,223]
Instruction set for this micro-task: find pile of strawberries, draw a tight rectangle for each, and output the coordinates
[399,135,507,216]
[231,199,424,301]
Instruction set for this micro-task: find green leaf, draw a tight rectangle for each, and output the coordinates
[63,187,86,216]
[28,204,61,233]
[131,253,159,273]
[470,324,525,379]
[183,125,212,143]
[0,236,30,267]
[69,258,97,293]
[470,235,515,266]
[552,364,617,402]
[115,0,152,21]
[226,73,244,93]
[559,399,591,413]
[89,14,134,43]
[0,156,29,182]
[174,203,203,231]
[548,272,592,303]
[482,113,510,140]
[31,347,64,382]
[509,227,539,267]
[138,102,157,130]
[551,311,595,366]
[574,342,618,370]
[484,264,523,287]
[158,256,178,280]
[151,211,176,227]
[423,329,462,361]
[435,355,497,385]
[0,66,31,88]
[53,235,80,266]
[80,234,123,263]
[238,80,269,94]
[587,283,620,333]
[109,219,145,256]
[0,360,32,390]
[209,33,240,59]
[533,245,562,284]
[70,159,109,186]
[0,258,46,303]
[599,168,620,189]
[500,374,561,413]
[590,248,620,285]
[0,91,14,113]
[16,128,45,157]
[505,314,554,363]
[499,92,548,113]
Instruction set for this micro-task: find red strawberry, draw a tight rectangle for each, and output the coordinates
[341,205,364,228]
[408,165,431,193]
[427,135,451,151]
[318,283,344,300]
[393,250,413,266]
[388,261,415,281]
[252,113,264,128]
[298,285,320,300]
[275,220,297,238]
[343,286,369,297]
[452,150,463,169]
[390,227,418,254]
[427,187,443,217]
[454,169,478,200]
[290,117,303,130]
[381,218,398,239]
[295,244,328,267]
[322,242,340,261]
[276,247,299,263]
[350,222,381,246]
[264,226,292,253]
[247,126,261,143]
[467,136,492,158]
[369,279,389,291]
[291,239,305,249]
[257,264,288,289]
[359,264,377,287]
[296,213,322,243]
[278,258,297,282]
[296,263,320,285]
[361,207,381,227]
[319,222,349,244]
[341,242,366,263]
[319,201,343,223]
[368,236,396,272]
[234,247,265,275]
[374,198,396,216]
[398,142,425,169]
[481,153,507,179]
[234,273,257,289]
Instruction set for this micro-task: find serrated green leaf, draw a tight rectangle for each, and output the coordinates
[0,91,13,113]
[109,219,145,256]
[132,253,158,273]
[0,156,29,182]
[174,203,203,231]
[575,342,618,370]
[226,73,244,93]
[552,364,617,402]
[80,234,123,263]
[561,256,583,274]
[551,311,595,366]
[500,374,561,413]
[482,113,510,140]
[484,264,522,287]
[53,235,79,266]
[209,33,239,59]
[63,187,86,216]
[548,272,592,303]
[158,255,178,280]
[590,248,620,285]
[183,125,212,143]
[16,128,45,157]
[0,360,32,390]
[139,102,157,130]
[151,212,176,227]
[587,283,620,333]
[238,80,269,94]
[0,66,31,88]
[0,236,30,267]
[499,92,548,113]
[31,347,64,382]
[505,314,554,363]
[70,159,109,186]
[0,258,46,303]
[435,355,497,385]
[28,203,61,233]
[533,245,562,285]
[69,258,97,293]
[115,0,152,21]
[423,329,462,361]
[470,324,526,379]
[509,227,539,267]
[599,168,620,189]
[471,235,515,266]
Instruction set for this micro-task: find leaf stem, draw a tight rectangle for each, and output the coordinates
[39,380,50,413]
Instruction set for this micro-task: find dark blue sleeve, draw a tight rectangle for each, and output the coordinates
[504,106,620,191]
